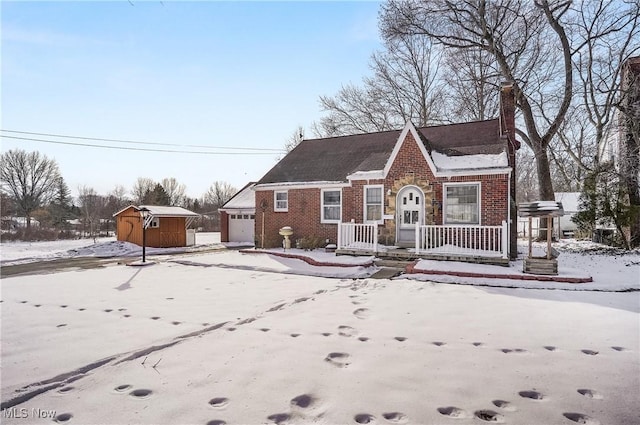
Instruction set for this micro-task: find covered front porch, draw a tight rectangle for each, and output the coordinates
[336,221,510,266]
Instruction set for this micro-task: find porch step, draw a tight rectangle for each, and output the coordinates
[374,259,412,268]
[370,267,404,280]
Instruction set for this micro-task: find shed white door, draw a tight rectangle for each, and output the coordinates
[229,213,255,243]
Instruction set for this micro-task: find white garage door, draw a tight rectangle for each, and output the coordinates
[229,214,255,243]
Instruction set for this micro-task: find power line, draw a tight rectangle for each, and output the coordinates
[0,135,282,155]
[0,129,285,152]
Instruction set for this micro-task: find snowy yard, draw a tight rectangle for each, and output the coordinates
[0,234,638,424]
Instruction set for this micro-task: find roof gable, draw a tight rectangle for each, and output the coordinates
[220,182,256,211]
[382,122,438,178]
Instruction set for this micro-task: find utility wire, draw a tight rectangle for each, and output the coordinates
[0,135,282,155]
[0,129,285,152]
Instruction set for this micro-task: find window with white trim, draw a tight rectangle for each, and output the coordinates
[364,185,383,223]
[274,191,288,212]
[321,189,341,223]
[444,183,480,224]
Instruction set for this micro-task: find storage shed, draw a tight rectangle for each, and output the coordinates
[219,183,256,244]
[113,205,200,248]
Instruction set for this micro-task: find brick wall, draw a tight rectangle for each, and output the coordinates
[255,188,343,248]
[255,131,510,248]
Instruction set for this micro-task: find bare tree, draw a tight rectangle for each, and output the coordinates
[131,177,155,204]
[516,148,539,204]
[204,181,237,209]
[380,0,577,202]
[0,149,61,229]
[284,126,305,153]
[442,47,500,122]
[161,177,187,206]
[314,34,443,136]
[77,185,105,240]
[109,185,130,211]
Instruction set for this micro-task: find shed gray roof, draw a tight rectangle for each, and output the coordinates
[112,205,200,218]
[257,119,505,184]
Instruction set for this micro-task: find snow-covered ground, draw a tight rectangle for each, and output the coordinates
[1,235,638,424]
[0,232,227,266]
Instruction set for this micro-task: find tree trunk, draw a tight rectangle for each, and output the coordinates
[535,147,555,201]
[534,144,555,240]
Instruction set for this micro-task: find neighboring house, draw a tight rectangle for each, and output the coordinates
[113,205,200,248]
[518,192,582,239]
[219,182,256,244]
[554,192,581,237]
[1,216,40,230]
[252,83,519,261]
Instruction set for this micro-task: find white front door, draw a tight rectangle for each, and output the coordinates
[397,186,423,246]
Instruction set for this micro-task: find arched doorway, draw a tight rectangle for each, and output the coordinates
[396,185,424,247]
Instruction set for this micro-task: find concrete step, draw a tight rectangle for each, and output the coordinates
[374,259,412,268]
[370,267,404,279]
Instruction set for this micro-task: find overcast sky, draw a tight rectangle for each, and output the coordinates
[1,1,382,199]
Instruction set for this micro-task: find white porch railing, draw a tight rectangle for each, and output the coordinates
[337,220,508,260]
[415,221,508,259]
[337,220,378,251]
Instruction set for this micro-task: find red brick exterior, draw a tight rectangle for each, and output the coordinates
[255,130,510,249]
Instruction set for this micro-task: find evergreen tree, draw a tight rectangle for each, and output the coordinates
[574,165,633,249]
[143,184,170,206]
[49,177,73,230]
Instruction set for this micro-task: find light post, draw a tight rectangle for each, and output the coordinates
[139,207,150,263]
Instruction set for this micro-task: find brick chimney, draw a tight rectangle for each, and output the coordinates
[500,81,519,259]
[500,82,518,144]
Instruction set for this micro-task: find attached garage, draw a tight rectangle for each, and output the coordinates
[220,183,255,244]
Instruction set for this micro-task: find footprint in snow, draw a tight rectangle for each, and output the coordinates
[354,413,376,424]
[518,390,546,401]
[437,406,470,418]
[53,413,73,423]
[492,400,517,411]
[563,413,601,425]
[325,352,350,368]
[474,410,504,423]
[577,389,603,399]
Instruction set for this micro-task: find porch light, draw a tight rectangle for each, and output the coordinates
[139,207,150,263]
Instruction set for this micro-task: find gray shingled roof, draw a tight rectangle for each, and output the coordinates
[257,119,504,184]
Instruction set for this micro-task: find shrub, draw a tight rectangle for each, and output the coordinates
[296,236,326,250]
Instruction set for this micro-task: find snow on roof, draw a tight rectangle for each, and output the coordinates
[139,205,199,217]
[220,183,255,212]
[113,205,200,217]
[555,192,581,212]
[431,150,509,170]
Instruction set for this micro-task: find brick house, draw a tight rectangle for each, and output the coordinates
[253,83,519,260]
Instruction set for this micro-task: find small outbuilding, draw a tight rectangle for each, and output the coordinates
[113,205,200,248]
[554,192,581,237]
[219,183,256,244]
